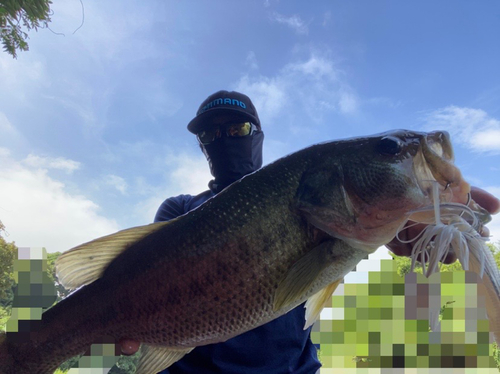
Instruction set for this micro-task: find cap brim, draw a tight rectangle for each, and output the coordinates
[187,108,260,134]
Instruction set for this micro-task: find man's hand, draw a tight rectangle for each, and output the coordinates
[386,186,500,263]
[118,337,141,356]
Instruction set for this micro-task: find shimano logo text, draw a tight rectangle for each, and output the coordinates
[199,98,247,114]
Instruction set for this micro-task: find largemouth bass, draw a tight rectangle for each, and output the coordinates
[0,130,476,373]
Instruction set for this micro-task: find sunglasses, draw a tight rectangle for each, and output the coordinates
[197,122,259,145]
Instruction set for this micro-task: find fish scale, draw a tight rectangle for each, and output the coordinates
[0,130,476,373]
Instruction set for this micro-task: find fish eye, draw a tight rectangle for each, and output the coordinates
[377,136,403,155]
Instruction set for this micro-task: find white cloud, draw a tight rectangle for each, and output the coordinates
[286,56,337,78]
[471,185,500,244]
[135,152,212,224]
[23,154,81,174]
[0,0,173,146]
[271,12,309,35]
[338,90,358,114]
[235,53,358,125]
[235,75,287,122]
[471,129,500,150]
[47,1,162,63]
[104,174,128,195]
[246,51,259,70]
[488,215,500,245]
[168,153,213,195]
[0,147,10,157]
[0,112,19,136]
[0,151,120,253]
[0,112,26,151]
[423,106,500,153]
[484,186,500,197]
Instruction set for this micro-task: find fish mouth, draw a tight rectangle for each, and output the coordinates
[413,131,471,207]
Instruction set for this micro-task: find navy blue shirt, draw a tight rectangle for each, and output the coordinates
[154,191,321,374]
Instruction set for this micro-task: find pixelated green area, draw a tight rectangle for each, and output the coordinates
[1,245,137,374]
[1,247,65,331]
[66,342,119,373]
[3,248,127,373]
[312,258,499,372]
[5,248,57,334]
[3,239,500,373]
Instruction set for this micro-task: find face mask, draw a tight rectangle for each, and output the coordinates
[202,131,264,190]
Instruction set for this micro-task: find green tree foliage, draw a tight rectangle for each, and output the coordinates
[0,0,52,58]
[109,352,140,374]
[391,242,500,277]
[57,356,80,372]
[488,242,500,268]
[0,221,16,328]
[0,221,17,307]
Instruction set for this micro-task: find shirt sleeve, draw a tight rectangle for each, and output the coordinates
[154,190,215,223]
[154,195,189,222]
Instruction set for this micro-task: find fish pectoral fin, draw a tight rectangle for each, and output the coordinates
[56,221,172,289]
[136,344,194,374]
[273,240,338,312]
[304,278,342,329]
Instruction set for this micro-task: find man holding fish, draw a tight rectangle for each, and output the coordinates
[2,91,499,374]
[155,91,322,373]
[118,90,500,373]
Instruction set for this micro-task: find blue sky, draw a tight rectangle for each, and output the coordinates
[0,0,499,253]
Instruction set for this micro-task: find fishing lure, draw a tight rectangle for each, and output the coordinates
[396,182,500,342]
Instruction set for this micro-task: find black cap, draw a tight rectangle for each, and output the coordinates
[187,90,261,134]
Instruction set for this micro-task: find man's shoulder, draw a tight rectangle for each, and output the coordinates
[154,190,215,222]
[164,190,214,208]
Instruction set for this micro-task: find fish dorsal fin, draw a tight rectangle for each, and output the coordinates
[274,240,338,311]
[56,221,171,290]
[136,344,194,374]
[304,278,342,329]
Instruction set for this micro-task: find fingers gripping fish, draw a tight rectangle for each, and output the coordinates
[0,130,478,373]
